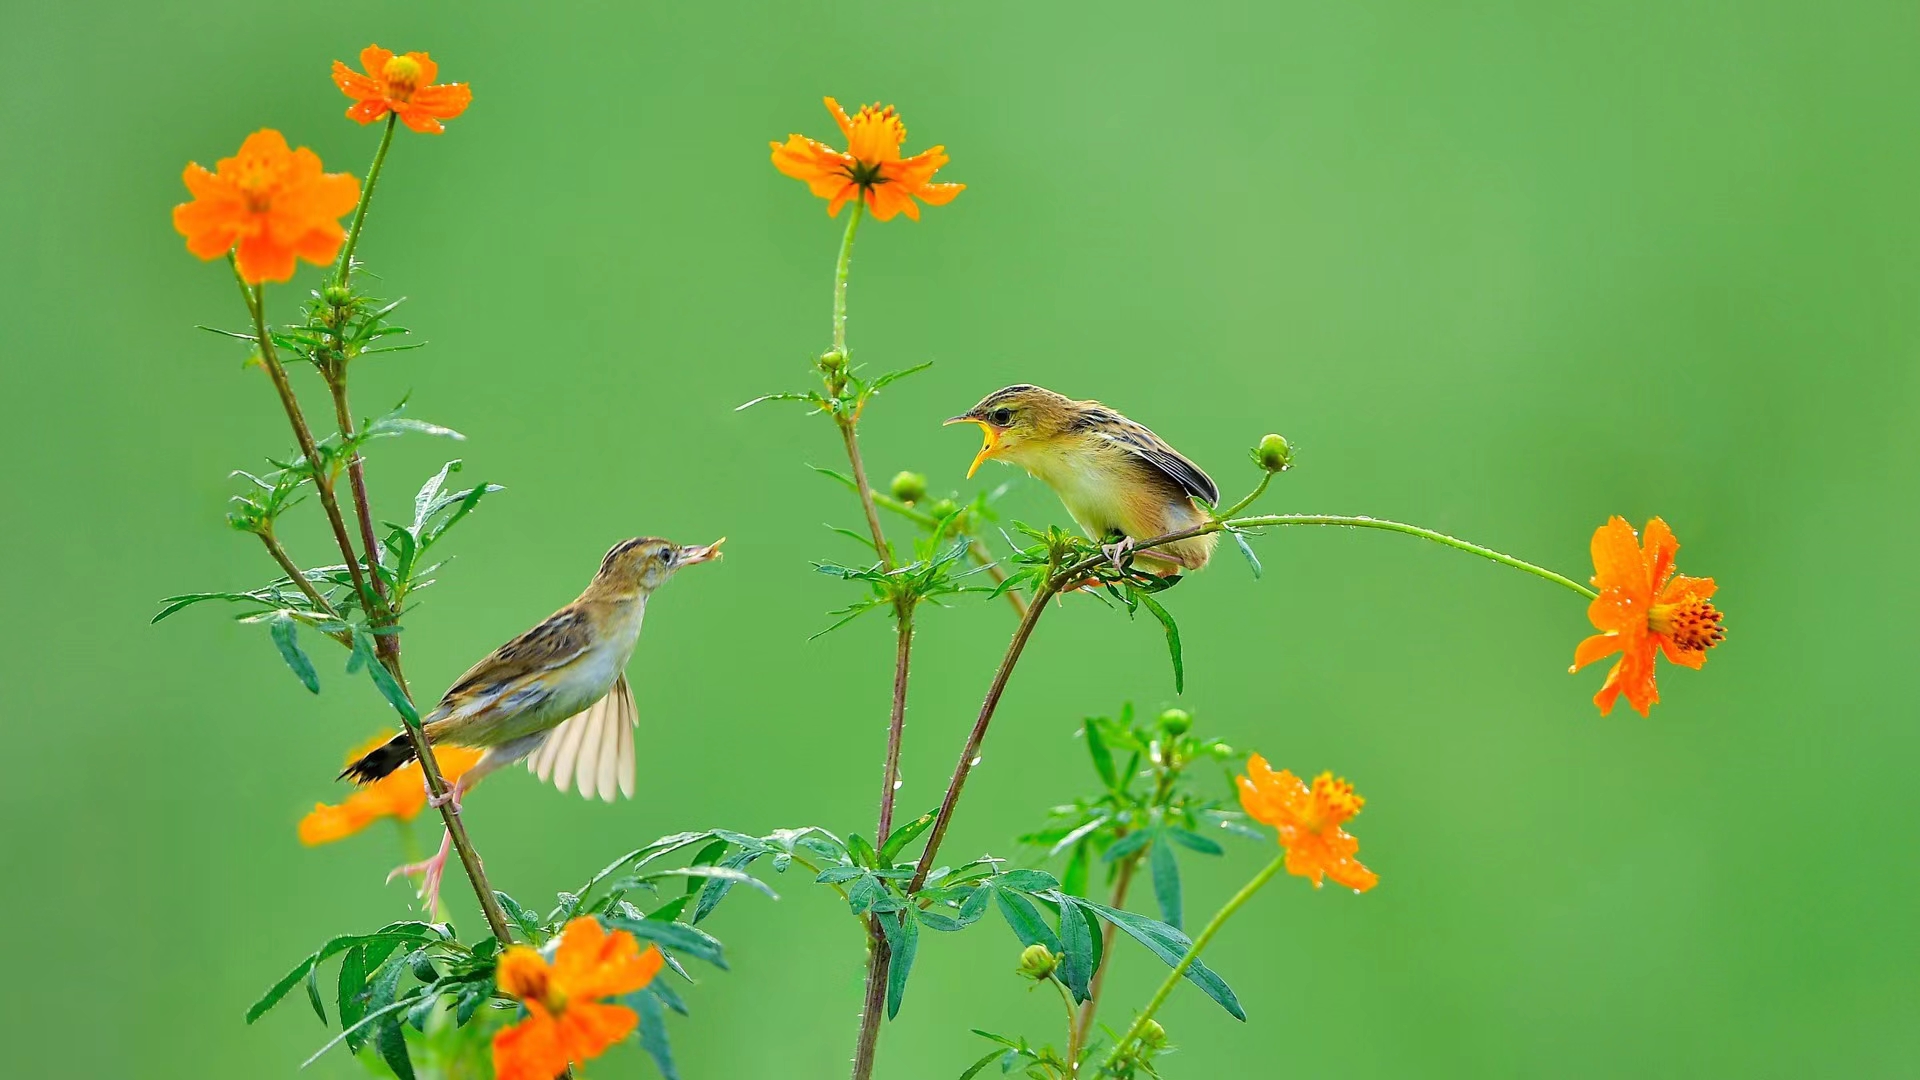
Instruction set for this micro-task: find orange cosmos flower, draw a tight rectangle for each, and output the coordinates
[332,45,473,134]
[1571,516,1725,717]
[298,734,483,845]
[1236,754,1378,892]
[492,917,665,1080]
[771,97,964,221]
[172,129,360,284]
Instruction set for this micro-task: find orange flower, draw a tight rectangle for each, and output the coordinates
[1571,516,1725,717]
[770,97,964,221]
[332,45,472,134]
[492,917,665,1080]
[298,734,483,845]
[172,130,360,284]
[1236,755,1378,892]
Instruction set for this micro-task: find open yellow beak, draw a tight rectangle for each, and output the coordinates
[945,416,1000,478]
[680,537,726,565]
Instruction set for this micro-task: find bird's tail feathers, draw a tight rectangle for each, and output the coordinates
[340,733,418,784]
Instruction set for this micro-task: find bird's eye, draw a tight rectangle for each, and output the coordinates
[658,548,675,565]
[988,407,1014,426]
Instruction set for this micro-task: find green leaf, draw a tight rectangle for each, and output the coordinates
[367,952,415,1080]
[245,924,441,1023]
[879,809,938,865]
[1102,829,1155,864]
[303,959,326,1024]
[336,946,368,1046]
[1166,828,1225,856]
[1062,841,1091,898]
[847,833,879,869]
[1149,840,1183,930]
[996,869,1061,893]
[353,629,420,724]
[1132,591,1185,693]
[1073,899,1244,1021]
[880,909,920,1018]
[494,891,543,941]
[866,360,935,393]
[268,613,320,694]
[1230,530,1264,578]
[959,1048,1006,1080]
[683,838,730,892]
[1056,898,1095,1003]
[1083,717,1119,791]
[993,888,1062,955]
[693,849,767,924]
[602,916,728,970]
[735,391,821,411]
[630,988,680,1080]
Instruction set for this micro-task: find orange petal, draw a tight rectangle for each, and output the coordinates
[825,96,855,141]
[359,45,395,80]
[556,1001,639,1064]
[235,234,297,284]
[1642,517,1679,592]
[1584,588,1644,634]
[492,1009,565,1080]
[346,99,391,124]
[410,82,473,119]
[1613,638,1660,716]
[916,182,965,206]
[396,106,446,135]
[1588,517,1646,595]
[1660,573,1716,605]
[1659,635,1709,670]
[1570,631,1623,673]
[332,60,383,102]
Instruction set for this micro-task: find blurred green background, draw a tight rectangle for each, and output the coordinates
[3,1,1915,1076]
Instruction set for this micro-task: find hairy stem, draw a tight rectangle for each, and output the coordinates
[333,113,397,290]
[236,268,514,946]
[1103,853,1287,1070]
[327,375,401,670]
[850,925,890,1080]
[832,199,862,357]
[877,602,916,843]
[839,420,894,571]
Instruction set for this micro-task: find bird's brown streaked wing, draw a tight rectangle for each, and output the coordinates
[527,674,638,802]
[439,608,594,708]
[1085,411,1220,505]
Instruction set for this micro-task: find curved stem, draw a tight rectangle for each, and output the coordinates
[1103,853,1287,1070]
[333,113,398,290]
[832,200,863,357]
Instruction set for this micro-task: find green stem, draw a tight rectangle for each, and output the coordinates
[1103,853,1289,1070]
[832,199,863,357]
[1130,514,1597,600]
[255,530,352,648]
[333,113,398,290]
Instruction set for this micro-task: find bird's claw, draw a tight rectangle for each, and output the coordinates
[1101,537,1136,570]
[425,777,466,814]
[388,828,455,913]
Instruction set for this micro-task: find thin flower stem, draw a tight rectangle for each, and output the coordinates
[255,531,352,648]
[877,602,916,843]
[1103,853,1288,1070]
[234,265,515,947]
[327,375,401,670]
[333,113,398,290]
[839,421,894,571]
[832,200,863,357]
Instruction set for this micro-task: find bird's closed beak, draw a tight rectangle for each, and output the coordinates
[680,537,726,565]
[945,415,1000,479]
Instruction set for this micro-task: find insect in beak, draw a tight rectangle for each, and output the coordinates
[680,537,726,564]
[944,415,1000,478]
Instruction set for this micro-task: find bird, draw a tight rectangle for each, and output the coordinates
[947,385,1218,575]
[340,535,723,908]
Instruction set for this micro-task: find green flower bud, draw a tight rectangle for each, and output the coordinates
[1157,708,1192,736]
[929,497,960,521]
[1139,1019,1169,1049]
[1253,433,1294,473]
[322,285,353,308]
[1016,943,1059,981]
[817,349,849,374]
[890,471,928,505]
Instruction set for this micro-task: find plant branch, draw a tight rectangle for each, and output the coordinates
[877,602,917,843]
[255,531,351,648]
[1103,852,1287,1070]
[326,374,400,669]
[332,113,397,290]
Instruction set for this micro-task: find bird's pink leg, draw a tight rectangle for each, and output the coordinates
[388,827,457,913]
[425,772,469,813]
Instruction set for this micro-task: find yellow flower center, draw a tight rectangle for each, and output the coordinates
[496,947,571,1016]
[1648,598,1725,652]
[1305,772,1364,831]
[381,54,422,99]
[844,103,907,167]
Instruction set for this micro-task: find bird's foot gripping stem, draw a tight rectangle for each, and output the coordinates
[425,775,468,814]
[1101,536,1136,570]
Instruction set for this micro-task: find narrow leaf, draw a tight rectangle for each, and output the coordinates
[630,988,680,1080]
[1056,898,1096,1002]
[879,810,938,865]
[1133,591,1185,693]
[1074,899,1244,1021]
[269,614,320,693]
[1149,839,1183,929]
[993,888,1063,955]
[1083,717,1119,791]
[880,909,920,1018]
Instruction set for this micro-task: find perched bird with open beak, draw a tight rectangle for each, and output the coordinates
[948,385,1218,575]
[340,535,723,908]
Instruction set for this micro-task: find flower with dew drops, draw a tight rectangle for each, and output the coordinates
[1571,516,1725,717]
[172,130,360,284]
[771,97,964,221]
[1236,754,1378,892]
[492,917,665,1080]
[332,45,473,134]
[298,734,482,845]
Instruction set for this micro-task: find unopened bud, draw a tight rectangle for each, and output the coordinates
[929,497,960,521]
[1139,1019,1168,1049]
[1157,708,1192,736]
[890,471,928,505]
[817,349,849,374]
[322,285,353,307]
[1016,944,1059,981]
[1253,433,1293,473]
